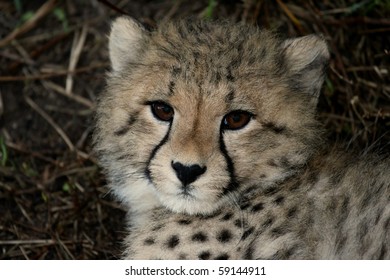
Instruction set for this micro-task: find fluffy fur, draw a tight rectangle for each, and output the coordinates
[93,16,389,259]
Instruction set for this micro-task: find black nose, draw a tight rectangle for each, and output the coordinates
[171,161,207,186]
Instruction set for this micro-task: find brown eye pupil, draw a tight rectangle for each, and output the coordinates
[151,102,174,122]
[223,111,252,130]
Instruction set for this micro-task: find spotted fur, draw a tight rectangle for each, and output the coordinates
[94,17,390,259]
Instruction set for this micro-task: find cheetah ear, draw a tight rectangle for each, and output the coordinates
[109,16,150,72]
[282,35,330,101]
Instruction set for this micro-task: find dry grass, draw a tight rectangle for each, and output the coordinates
[0,0,389,259]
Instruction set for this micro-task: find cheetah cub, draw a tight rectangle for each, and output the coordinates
[94,16,389,259]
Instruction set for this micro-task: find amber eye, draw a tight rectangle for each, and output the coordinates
[222,110,252,130]
[150,101,174,122]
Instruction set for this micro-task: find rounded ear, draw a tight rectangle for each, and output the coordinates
[109,16,150,72]
[282,35,330,101]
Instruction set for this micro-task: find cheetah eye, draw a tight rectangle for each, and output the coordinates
[150,101,174,122]
[222,110,253,130]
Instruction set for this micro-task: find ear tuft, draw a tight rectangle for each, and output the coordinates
[283,35,330,100]
[109,16,149,72]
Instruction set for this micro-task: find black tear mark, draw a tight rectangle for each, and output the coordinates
[219,129,239,195]
[145,122,172,182]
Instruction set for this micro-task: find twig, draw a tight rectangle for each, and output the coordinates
[357,78,390,92]
[55,233,75,260]
[0,239,57,245]
[0,0,58,48]
[66,25,88,95]
[97,0,129,15]
[0,89,3,117]
[0,63,109,82]
[45,81,95,108]
[24,95,75,152]
[8,31,71,72]
[276,0,305,34]
[5,141,61,165]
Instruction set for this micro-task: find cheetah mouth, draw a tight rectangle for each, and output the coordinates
[177,188,196,199]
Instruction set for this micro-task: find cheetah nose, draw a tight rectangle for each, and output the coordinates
[171,161,207,186]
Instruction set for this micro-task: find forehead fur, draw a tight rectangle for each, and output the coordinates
[146,20,284,81]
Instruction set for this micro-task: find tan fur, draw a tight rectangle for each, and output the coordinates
[94,17,389,259]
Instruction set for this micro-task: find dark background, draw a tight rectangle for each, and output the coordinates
[0,0,389,259]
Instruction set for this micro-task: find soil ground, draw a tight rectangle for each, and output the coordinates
[0,0,389,259]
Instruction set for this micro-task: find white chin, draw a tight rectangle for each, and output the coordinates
[158,193,219,215]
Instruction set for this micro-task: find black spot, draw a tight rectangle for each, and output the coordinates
[226,71,235,82]
[251,202,264,212]
[307,170,319,185]
[225,90,235,103]
[383,217,390,231]
[152,224,164,231]
[374,212,382,225]
[217,229,233,243]
[336,196,350,227]
[214,71,222,83]
[179,253,187,260]
[267,159,278,167]
[240,201,251,210]
[214,253,230,260]
[221,212,233,221]
[197,210,222,220]
[192,232,208,242]
[287,207,298,218]
[234,219,243,228]
[263,186,280,196]
[166,235,180,249]
[114,126,129,137]
[285,246,297,259]
[172,66,181,76]
[271,227,285,237]
[198,251,211,260]
[272,246,297,259]
[242,227,254,240]
[244,246,253,259]
[144,238,155,245]
[262,217,274,228]
[289,181,301,192]
[358,221,368,241]
[114,116,137,136]
[335,233,347,253]
[379,242,387,259]
[168,80,175,95]
[280,157,292,169]
[259,47,267,60]
[177,219,192,225]
[262,122,287,134]
[273,196,285,205]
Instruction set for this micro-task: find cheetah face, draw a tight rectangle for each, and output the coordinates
[94,17,329,216]
[141,88,253,215]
